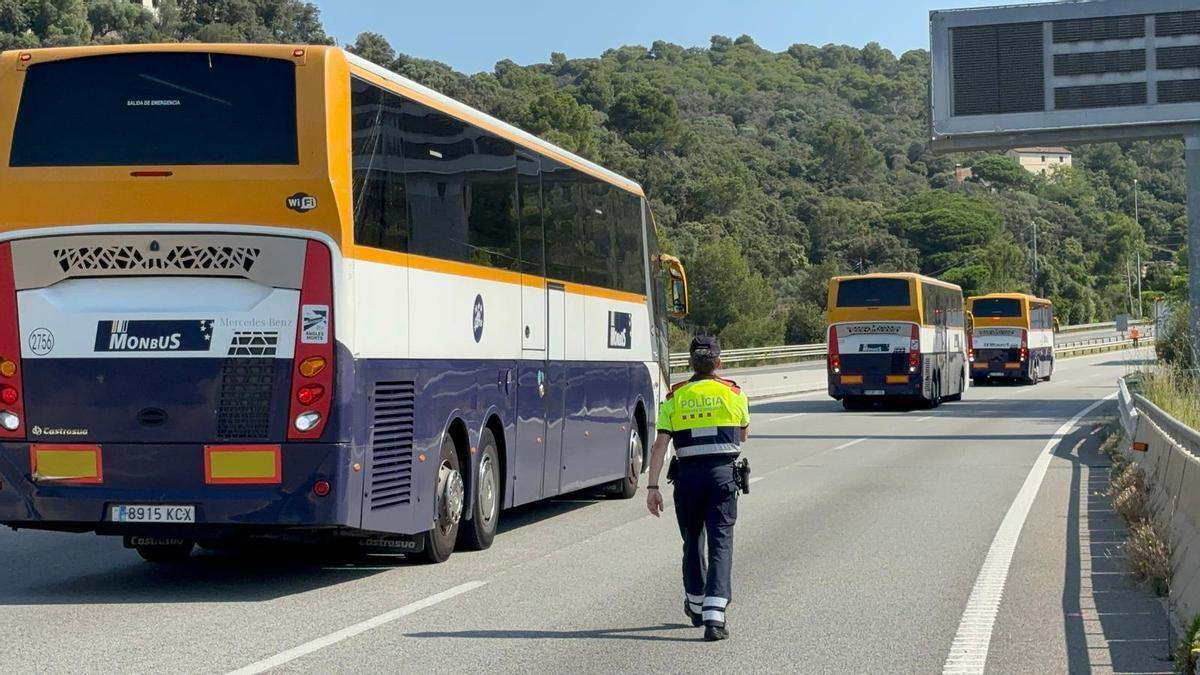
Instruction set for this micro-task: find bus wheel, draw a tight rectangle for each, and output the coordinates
[1044,360,1053,382]
[926,378,942,409]
[609,420,643,500]
[945,372,964,402]
[1028,361,1040,386]
[136,540,194,563]
[458,429,500,551]
[421,437,464,564]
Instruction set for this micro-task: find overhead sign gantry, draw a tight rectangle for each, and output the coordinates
[930,0,1200,361]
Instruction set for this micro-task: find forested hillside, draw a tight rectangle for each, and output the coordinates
[2,1,1187,348]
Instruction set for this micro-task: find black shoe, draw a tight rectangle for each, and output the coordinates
[704,624,729,641]
[684,602,703,627]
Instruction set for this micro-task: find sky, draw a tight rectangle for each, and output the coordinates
[317,0,1045,74]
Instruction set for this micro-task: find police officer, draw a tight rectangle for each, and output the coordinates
[646,335,750,642]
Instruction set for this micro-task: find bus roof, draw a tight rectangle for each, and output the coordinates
[968,292,1052,305]
[4,43,645,199]
[830,272,963,292]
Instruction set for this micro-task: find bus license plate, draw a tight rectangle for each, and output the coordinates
[110,505,195,523]
[865,390,885,396]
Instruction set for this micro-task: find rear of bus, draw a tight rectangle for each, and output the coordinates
[967,295,1030,383]
[826,275,925,407]
[0,46,352,553]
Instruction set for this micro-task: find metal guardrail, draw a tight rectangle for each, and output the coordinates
[1058,319,1143,333]
[1132,391,1200,459]
[670,328,1151,369]
[668,343,824,368]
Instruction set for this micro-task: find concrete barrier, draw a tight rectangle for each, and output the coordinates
[1126,390,1200,626]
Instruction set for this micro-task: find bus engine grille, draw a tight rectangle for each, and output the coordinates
[216,359,275,440]
[368,381,416,511]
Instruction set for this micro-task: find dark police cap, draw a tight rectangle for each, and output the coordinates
[690,335,721,359]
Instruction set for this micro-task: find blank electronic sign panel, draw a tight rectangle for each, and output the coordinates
[930,1,1200,151]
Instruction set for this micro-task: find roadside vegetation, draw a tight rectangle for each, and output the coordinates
[1099,422,1171,596]
[1176,614,1200,674]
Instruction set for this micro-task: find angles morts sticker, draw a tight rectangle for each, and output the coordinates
[301,305,329,344]
[94,320,213,353]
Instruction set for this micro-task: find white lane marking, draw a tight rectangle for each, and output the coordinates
[941,394,1115,674]
[768,412,806,422]
[831,438,866,451]
[915,416,933,423]
[227,581,486,674]
[749,476,764,484]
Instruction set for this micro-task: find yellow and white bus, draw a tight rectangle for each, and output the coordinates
[967,293,1054,385]
[0,44,687,563]
[827,273,968,410]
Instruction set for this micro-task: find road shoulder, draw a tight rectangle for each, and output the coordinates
[986,417,1173,674]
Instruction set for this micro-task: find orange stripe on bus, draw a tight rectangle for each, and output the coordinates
[347,245,647,305]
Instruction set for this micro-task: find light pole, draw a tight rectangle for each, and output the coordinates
[1030,220,1038,295]
[1134,178,1143,318]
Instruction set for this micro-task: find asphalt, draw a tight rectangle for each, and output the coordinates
[0,349,1171,673]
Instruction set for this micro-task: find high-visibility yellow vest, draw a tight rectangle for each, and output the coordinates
[656,376,750,458]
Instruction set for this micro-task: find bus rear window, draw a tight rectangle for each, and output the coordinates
[972,298,1022,317]
[836,278,911,307]
[10,52,298,167]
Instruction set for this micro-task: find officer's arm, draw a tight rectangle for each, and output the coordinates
[739,391,751,442]
[647,432,671,487]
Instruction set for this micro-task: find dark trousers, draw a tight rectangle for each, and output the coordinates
[673,455,738,627]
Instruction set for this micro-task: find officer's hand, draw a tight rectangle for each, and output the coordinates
[646,488,664,517]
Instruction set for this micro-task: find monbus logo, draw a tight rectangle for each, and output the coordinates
[94,320,214,353]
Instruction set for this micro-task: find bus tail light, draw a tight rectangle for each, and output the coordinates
[288,241,334,440]
[1020,330,1029,363]
[967,333,974,362]
[0,243,24,439]
[908,324,921,373]
[827,325,840,374]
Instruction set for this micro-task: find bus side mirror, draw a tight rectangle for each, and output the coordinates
[658,254,689,319]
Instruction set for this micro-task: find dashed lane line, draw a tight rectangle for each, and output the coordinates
[941,393,1116,674]
[226,581,487,674]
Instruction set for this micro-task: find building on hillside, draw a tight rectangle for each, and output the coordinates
[1005,147,1072,175]
[130,0,160,13]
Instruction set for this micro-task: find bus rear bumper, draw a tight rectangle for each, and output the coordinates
[828,379,922,399]
[0,442,367,534]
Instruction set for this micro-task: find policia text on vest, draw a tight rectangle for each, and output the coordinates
[646,336,750,642]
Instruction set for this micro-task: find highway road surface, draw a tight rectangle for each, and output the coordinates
[0,350,1173,673]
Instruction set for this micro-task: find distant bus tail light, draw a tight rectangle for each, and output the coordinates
[827,325,840,374]
[288,241,334,440]
[0,243,24,439]
[312,479,331,497]
[967,333,974,362]
[908,324,921,373]
[1020,330,1029,363]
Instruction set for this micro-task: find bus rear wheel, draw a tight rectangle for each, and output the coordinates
[609,420,643,500]
[1027,360,1040,386]
[457,429,500,551]
[421,437,464,564]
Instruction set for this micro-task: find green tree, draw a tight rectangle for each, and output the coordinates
[969,155,1030,189]
[685,237,783,347]
[607,83,683,154]
[810,118,883,185]
[348,31,395,67]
